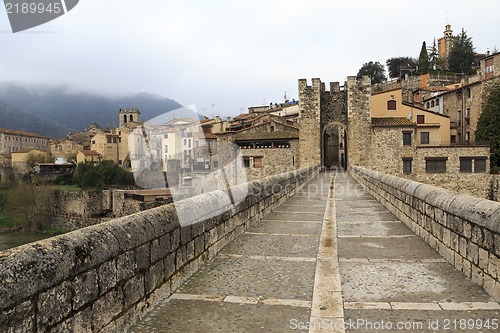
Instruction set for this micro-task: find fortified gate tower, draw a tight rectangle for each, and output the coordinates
[298,76,372,169]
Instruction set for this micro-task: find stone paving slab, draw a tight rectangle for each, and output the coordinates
[335,201,384,211]
[285,197,326,205]
[250,220,322,235]
[219,233,320,258]
[337,221,414,237]
[344,309,500,333]
[340,262,492,303]
[338,237,442,260]
[292,196,330,201]
[265,211,325,221]
[275,205,327,213]
[335,206,388,214]
[129,299,311,333]
[336,211,398,222]
[176,257,316,301]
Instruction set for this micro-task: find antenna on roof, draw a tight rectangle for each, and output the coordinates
[445,2,449,24]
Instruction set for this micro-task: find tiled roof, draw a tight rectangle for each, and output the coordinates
[371,117,415,127]
[234,131,299,141]
[0,128,48,139]
[80,150,102,156]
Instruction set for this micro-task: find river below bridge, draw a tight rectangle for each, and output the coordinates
[0,232,51,252]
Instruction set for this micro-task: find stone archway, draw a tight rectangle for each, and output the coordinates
[322,122,347,170]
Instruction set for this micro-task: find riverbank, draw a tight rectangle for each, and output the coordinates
[0,231,52,252]
[0,213,69,237]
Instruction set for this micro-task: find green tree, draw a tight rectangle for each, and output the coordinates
[475,82,500,170]
[418,41,429,74]
[386,57,418,79]
[73,161,135,189]
[73,162,95,187]
[357,61,387,84]
[428,39,441,70]
[448,28,476,75]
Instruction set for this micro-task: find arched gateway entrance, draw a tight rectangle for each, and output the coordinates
[323,122,347,170]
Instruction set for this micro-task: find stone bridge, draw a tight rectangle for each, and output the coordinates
[1,167,499,332]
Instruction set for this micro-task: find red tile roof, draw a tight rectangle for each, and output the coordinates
[80,150,102,156]
[0,128,48,139]
[371,117,415,127]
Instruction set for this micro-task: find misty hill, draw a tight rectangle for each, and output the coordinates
[0,83,183,138]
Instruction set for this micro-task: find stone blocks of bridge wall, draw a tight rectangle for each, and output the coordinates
[0,166,318,333]
[350,165,500,302]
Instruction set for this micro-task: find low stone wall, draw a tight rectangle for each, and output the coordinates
[51,190,107,218]
[0,166,317,333]
[350,165,500,302]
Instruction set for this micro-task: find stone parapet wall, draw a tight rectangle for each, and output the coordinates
[0,166,318,333]
[491,174,500,202]
[350,165,500,301]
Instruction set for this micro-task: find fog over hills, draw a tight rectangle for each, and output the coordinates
[0,83,183,138]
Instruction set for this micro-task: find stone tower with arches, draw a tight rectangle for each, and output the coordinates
[119,108,141,129]
[298,76,372,169]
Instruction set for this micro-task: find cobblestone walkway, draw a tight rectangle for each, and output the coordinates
[128,171,500,333]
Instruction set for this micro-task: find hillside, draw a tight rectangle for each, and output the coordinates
[0,83,183,138]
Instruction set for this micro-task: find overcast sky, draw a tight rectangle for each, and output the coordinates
[1,0,499,118]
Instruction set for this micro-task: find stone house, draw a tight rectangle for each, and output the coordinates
[371,88,451,146]
[481,51,500,80]
[216,116,299,181]
[11,149,50,173]
[50,138,85,160]
[76,150,103,165]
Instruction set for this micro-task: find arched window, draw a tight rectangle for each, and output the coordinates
[426,102,430,109]
[130,114,134,122]
[436,99,440,106]
[123,115,127,123]
[431,100,435,107]
[387,100,397,110]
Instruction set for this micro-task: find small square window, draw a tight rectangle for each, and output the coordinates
[253,156,263,168]
[416,115,425,124]
[474,158,487,173]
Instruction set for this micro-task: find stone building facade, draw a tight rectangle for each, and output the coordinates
[216,118,299,181]
[0,128,48,154]
[438,76,500,144]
